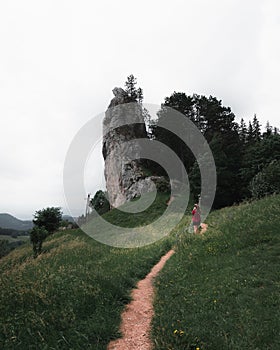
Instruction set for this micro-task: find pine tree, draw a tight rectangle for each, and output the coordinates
[252,114,261,141]
[247,121,254,143]
[263,121,273,138]
[239,118,247,144]
[136,87,143,104]
[125,74,138,101]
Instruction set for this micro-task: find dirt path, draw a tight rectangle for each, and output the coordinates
[107,223,208,350]
[200,222,208,234]
[107,249,175,350]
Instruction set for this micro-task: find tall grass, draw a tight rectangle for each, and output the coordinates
[2,193,278,349]
[152,194,280,349]
[0,223,171,348]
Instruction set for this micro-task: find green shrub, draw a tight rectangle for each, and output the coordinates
[33,207,62,234]
[249,160,280,198]
[30,226,48,258]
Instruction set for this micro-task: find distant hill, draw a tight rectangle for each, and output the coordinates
[0,213,77,231]
[0,214,33,231]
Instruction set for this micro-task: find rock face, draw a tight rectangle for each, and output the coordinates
[103,88,165,208]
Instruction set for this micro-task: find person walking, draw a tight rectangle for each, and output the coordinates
[192,203,201,234]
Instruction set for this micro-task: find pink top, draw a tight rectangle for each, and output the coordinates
[192,208,201,222]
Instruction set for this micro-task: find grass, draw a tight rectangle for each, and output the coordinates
[83,192,177,248]
[83,192,195,248]
[0,193,172,350]
[1,193,279,349]
[101,192,170,227]
[0,235,29,259]
[152,194,280,349]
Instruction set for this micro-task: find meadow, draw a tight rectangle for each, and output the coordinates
[0,194,279,349]
[152,194,280,349]
[0,193,171,350]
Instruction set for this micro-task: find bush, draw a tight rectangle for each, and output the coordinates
[33,207,62,234]
[90,190,110,216]
[249,160,280,199]
[30,226,48,258]
[154,176,171,193]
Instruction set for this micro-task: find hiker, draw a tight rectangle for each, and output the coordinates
[192,203,201,234]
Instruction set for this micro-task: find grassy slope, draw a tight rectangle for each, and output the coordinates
[0,193,171,350]
[152,194,280,349]
[1,194,279,349]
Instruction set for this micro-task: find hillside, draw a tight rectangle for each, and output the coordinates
[152,194,280,349]
[0,193,171,350]
[0,194,279,349]
[0,214,76,231]
[0,213,33,230]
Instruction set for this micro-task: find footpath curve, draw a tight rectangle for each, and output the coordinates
[107,249,175,350]
[107,223,207,350]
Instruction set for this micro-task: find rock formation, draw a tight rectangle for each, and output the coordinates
[103,88,166,208]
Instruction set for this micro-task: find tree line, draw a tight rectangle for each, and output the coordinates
[150,91,280,208]
[93,75,280,213]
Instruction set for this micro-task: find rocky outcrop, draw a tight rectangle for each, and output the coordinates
[103,88,167,208]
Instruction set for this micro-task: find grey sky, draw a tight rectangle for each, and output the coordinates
[0,0,279,219]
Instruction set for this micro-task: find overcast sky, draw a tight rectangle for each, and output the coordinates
[1,0,279,219]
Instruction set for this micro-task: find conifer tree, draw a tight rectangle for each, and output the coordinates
[247,121,254,143]
[263,121,272,138]
[125,74,139,101]
[136,87,143,103]
[252,114,261,141]
[239,118,247,144]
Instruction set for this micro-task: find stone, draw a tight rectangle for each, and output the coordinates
[108,87,127,108]
[103,88,167,208]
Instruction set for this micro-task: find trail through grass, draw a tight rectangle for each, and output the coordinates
[0,194,172,350]
[152,195,280,349]
[2,193,279,349]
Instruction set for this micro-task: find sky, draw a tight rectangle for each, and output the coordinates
[0,0,280,219]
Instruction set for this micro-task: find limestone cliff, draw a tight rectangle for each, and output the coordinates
[103,88,165,208]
